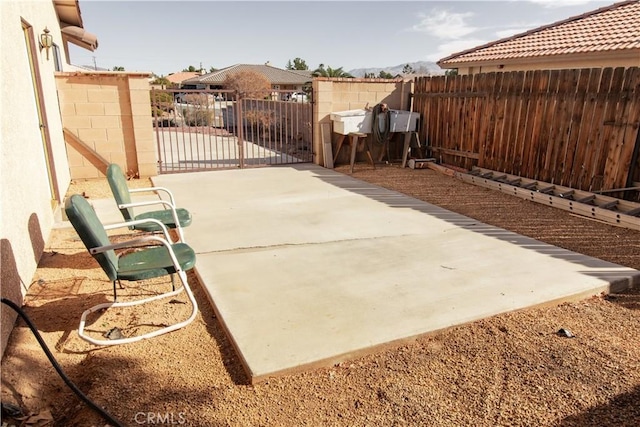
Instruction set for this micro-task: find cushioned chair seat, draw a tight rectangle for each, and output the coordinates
[117,243,196,280]
[134,208,192,232]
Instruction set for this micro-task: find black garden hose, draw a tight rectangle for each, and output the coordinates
[1,297,125,427]
[371,103,391,145]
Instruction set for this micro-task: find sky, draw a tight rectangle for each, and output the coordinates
[69,0,614,76]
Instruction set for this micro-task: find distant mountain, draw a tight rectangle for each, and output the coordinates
[348,61,443,78]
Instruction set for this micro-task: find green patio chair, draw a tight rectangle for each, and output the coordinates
[107,163,192,243]
[65,194,198,346]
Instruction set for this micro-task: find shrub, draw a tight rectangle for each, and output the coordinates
[224,71,271,99]
[184,109,214,126]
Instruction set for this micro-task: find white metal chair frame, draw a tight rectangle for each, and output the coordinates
[117,186,187,243]
[78,218,198,346]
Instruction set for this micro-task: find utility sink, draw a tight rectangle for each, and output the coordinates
[330,109,419,135]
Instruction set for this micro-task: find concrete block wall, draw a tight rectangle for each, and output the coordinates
[55,72,157,179]
[312,78,413,167]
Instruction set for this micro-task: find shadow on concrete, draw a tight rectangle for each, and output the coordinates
[301,163,640,289]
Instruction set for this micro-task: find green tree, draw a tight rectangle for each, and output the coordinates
[364,72,376,78]
[209,66,217,73]
[378,70,394,79]
[445,69,459,76]
[286,57,309,70]
[402,64,414,74]
[150,90,175,124]
[183,65,207,73]
[112,66,125,71]
[151,76,171,87]
[312,64,353,78]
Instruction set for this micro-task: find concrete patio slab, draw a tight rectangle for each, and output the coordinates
[150,164,639,382]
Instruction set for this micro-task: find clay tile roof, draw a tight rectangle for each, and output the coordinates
[165,71,200,84]
[183,64,312,85]
[438,0,640,65]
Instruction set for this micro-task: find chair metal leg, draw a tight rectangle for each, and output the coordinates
[113,279,125,301]
[170,273,175,291]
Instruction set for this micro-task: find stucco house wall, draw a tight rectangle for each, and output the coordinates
[1,1,74,356]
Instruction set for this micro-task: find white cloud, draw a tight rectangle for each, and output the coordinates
[526,0,593,8]
[411,9,477,39]
[425,38,488,62]
[494,27,532,39]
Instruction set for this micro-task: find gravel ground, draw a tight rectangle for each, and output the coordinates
[1,163,639,427]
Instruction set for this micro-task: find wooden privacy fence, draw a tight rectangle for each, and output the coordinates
[413,67,640,195]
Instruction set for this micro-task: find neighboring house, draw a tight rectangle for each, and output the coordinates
[182,62,312,92]
[438,0,640,75]
[165,71,201,87]
[1,0,98,356]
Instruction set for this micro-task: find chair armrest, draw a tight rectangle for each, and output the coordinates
[90,235,184,272]
[118,199,178,211]
[117,200,183,240]
[103,218,172,240]
[129,186,177,206]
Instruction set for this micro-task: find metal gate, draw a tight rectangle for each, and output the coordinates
[151,88,313,173]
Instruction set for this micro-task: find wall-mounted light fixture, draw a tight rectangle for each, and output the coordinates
[40,27,53,60]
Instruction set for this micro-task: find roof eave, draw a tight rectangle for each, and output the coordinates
[54,0,99,52]
[439,48,640,69]
[437,0,640,65]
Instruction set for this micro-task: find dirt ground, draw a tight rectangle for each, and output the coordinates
[1,163,640,427]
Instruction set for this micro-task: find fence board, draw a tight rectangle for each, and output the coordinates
[448,75,461,165]
[458,75,469,168]
[560,69,590,187]
[432,77,444,159]
[521,70,543,178]
[477,73,498,166]
[498,72,510,172]
[589,67,622,191]
[502,71,524,174]
[604,67,640,189]
[511,72,526,174]
[465,74,481,170]
[617,69,640,189]
[539,69,561,182]
[548,69,573,184]
[532,70,554,181]
[570,68,602,188]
